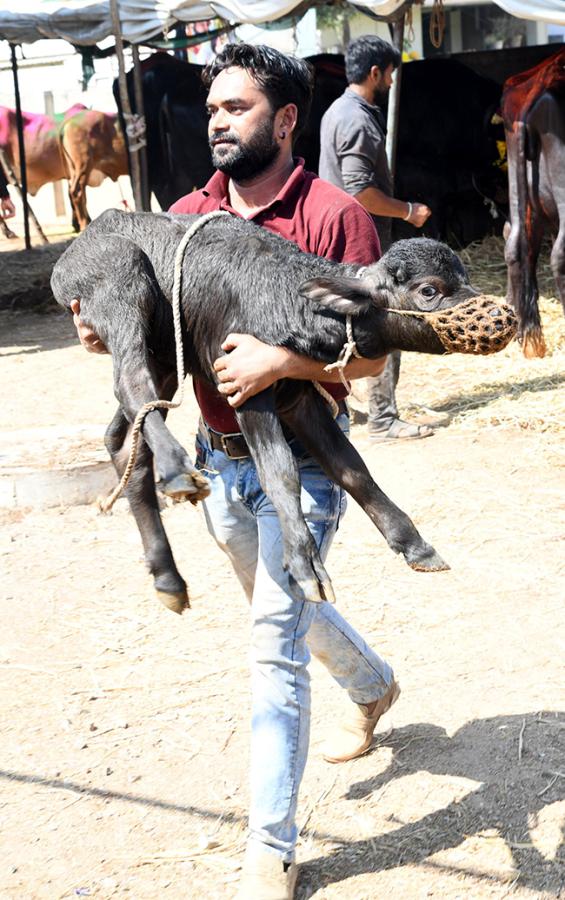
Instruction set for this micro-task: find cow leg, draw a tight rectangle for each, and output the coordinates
[67,167,91,232]
[105,398,190,615]
[279,386,449,572]
[0,217,16,240]
[236,390,334,604]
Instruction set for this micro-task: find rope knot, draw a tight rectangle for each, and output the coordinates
[322,315,362,389]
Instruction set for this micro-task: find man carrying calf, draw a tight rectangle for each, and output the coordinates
[72,43,401,899]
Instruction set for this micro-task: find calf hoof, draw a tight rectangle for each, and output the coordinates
[161,470,210,504]
[156,588,190,615]
[407,545,450,572]
[289,558,336,604]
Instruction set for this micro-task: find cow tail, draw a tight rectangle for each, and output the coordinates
[515,119,546,358]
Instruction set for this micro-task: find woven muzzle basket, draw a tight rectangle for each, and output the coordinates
[391,295,518,355]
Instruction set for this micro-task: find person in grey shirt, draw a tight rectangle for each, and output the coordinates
[320,34,436,441]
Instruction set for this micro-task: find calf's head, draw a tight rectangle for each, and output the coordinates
[301,238,517,358]
[300,238,477,316]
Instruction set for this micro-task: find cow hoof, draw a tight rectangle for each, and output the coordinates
[161,471,210,504]
[408,548,450,572]
[156,588,190,615]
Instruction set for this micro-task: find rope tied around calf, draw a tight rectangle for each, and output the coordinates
[312,264,368,416]
[99,210,230,514]
[323,316,363,385]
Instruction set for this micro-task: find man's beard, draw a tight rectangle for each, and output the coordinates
[209,115,280,182]
[372,86,390,106]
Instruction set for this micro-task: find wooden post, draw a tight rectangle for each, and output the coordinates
[385,14,405,190]
[10,43,31,250]
[109,0,143,211]
[44,91,65,218]
[131,45,150,211]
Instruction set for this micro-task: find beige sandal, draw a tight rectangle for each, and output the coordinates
[369,420,434,442]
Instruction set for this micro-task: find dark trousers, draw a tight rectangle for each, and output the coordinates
[366,219,401,432]
[367,349,401,432]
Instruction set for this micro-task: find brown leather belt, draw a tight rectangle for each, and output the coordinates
[199,420,250,459]
[199,400,348,461]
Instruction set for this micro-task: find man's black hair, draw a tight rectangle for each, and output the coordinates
[202,43,314,140]
[345,35,401,84]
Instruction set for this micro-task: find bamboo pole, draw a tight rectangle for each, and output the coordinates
[10,43,31,249]
[109,0,143,211]
[131,44,150,210]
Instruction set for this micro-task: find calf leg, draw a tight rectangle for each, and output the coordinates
[236,390,334,604]
[279,386,448,572]
[76,242,208,503]
[105,381,190,615]
[111,349,208,502]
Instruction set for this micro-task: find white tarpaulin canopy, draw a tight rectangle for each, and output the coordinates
[0,0,564,47]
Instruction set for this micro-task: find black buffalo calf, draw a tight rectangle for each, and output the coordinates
[51,210,505,613]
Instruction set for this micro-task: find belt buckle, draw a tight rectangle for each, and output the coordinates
[220,431,248,460]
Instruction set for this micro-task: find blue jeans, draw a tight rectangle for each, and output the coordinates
[195,414,394,861]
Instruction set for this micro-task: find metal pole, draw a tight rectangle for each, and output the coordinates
[109,0,143,211]
[10,43,31,249]
[385,14,405,190]
[131,45,150,210]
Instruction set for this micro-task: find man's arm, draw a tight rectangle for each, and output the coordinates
[354,185,430,227]
[214,334,386,408]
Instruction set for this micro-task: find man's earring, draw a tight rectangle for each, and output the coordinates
[280,131,286,139]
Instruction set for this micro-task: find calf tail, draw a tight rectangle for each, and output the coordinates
[515,119,546,358]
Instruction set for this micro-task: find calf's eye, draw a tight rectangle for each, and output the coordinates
[420,284,437,298]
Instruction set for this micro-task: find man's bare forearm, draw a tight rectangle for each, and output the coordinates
[280,347,386,382]
[355,185,409,219]
[354,186,431,228]
[214,335,387,407]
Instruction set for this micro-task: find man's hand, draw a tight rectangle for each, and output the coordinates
[70,299,109,354]
[407,202,432,228]
[214,334,291,407]
[1,196,15,219]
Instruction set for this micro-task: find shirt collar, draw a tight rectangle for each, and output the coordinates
[345,88,387,131]
[201,158,307,217]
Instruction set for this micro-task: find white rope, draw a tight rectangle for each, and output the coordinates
[99,210,230,513]
[322,315,362,390]
[312,314,363,417]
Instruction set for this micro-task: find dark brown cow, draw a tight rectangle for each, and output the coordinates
[0,104,128,231]
[501,48,565,357]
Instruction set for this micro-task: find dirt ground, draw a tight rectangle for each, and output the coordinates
[1,245,564,899]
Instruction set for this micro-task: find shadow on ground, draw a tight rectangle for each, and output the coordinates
[299,711,565,898]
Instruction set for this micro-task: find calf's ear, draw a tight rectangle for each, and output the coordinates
[299,276,373,316]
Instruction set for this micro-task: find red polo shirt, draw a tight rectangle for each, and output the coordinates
[169,159,381,433]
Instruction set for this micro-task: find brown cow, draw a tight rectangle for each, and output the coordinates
[501,48,565,357]
[0,104,128,231]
